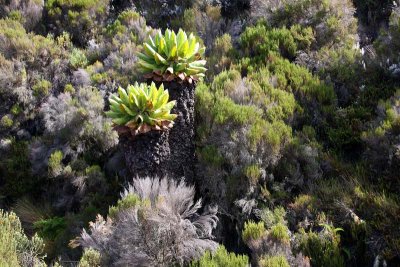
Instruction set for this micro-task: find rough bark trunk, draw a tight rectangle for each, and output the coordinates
[160,81,196,182]
[122,81,196,182]
[122,130,171,178]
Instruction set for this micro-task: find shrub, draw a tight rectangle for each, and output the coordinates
[138,29,207,83]
[269,223,290,244]
[74,177,219,266]
[0,210,46,266]
[131,0,193,28]
[259,255,290,267]
[256,207,287,229]
[1,115,13,128]
[375,6,400,69]
[242,221,266,242]
[240,23,314,61]
[106,82,177,136]
[69,48,88,69]
[48,150,63,177]
[251,0,357,49]
[0,0,43,30]
[45,0,110,45]
[190,245,249,267]
[0,140,38,199]
[79,248,101,267]
[34,216,67,240]
[297,224,345,267]
[32,79,52,98]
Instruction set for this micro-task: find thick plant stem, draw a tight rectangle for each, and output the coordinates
[122,130,171,178]
[122,81,196,182]
[163,81,196,183]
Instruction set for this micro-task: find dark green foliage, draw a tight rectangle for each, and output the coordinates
[0,140,39,200]
[34,217,67,240]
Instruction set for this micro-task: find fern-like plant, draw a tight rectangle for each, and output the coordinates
[137,29,207,83]
[105,82,177,136]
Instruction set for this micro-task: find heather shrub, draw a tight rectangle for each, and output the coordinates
[0,210,46,267]
[259,255,290,267]
[0,140,38,199]
[180,5,227,51]
[243,209,310,267]
[31,86,118,175]
[242,221,266,242]
[79,248,101,267]
[74,177,219,266]
[87,11,153,89]
[362,90,400,177]
[353,0,396,33]
[190,245,249,267]
[34,216,66,240]
[240,23,314,61]
[207,33,234,78]
[220,0,251,18]
[45,0,110,45]
[296,224,345,267]
[251,0,357,48]
[0,0,44,30]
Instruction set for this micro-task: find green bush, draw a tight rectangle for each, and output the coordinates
[1,115,13,128]
[48,150,63,177]
[34,216,67,240]
[190,245,249,267]
[242,220,266,243]
[259,255,290,267]
[269,223,290,244]
[0,210,46,266]
[70,48,88,69]
[32,79,52,98]
[240,23,314,61]
[79,248,101,267]
[297,224,345,267]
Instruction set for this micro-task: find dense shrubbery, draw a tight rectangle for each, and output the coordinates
[0,210,46,266]
[1,0,400,266]
[45,0,110,45]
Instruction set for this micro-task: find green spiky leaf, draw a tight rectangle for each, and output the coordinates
[138,29,207,83]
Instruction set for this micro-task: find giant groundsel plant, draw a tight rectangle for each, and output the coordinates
[106,82,177,136]
[137,29,207,83]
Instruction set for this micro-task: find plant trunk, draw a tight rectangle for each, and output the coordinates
[158,81,196,182]
[122,81,196,181]
[122,130,171,178]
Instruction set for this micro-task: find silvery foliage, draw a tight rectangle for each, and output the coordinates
[77,177,219,266]
[30,87,118,174]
